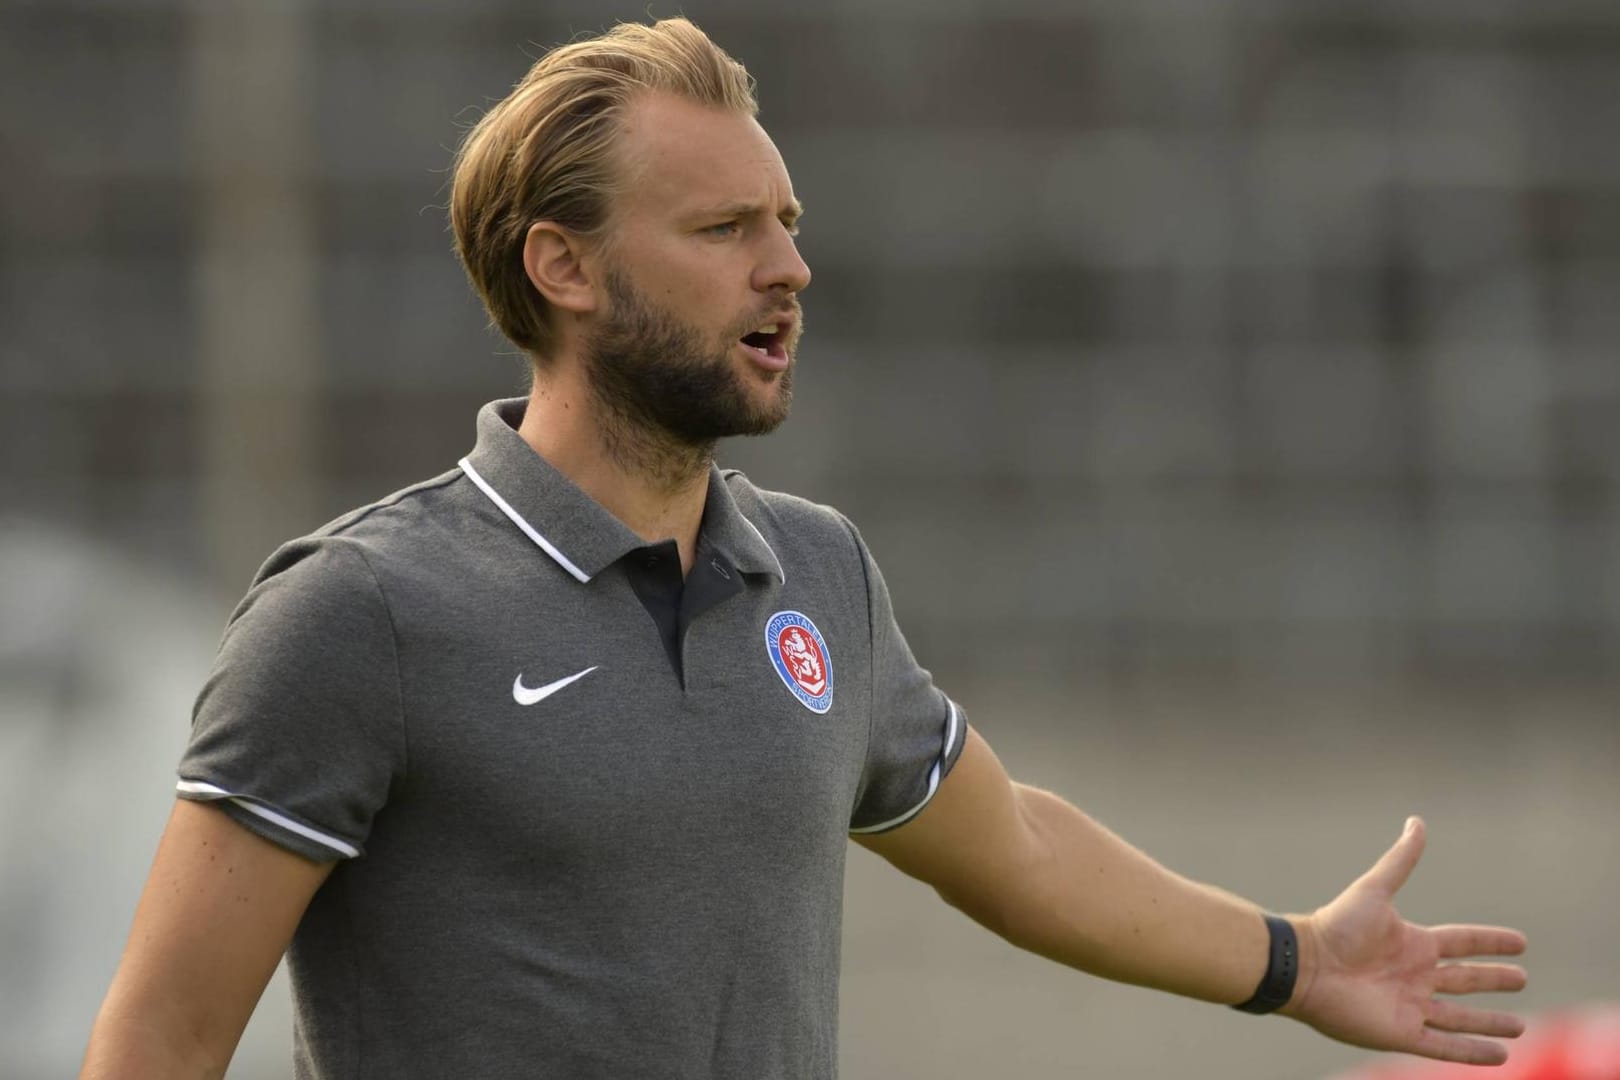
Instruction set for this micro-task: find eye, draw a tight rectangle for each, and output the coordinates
[703,221,741,238]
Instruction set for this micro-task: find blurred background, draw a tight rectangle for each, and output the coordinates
[2,0,1616,1076]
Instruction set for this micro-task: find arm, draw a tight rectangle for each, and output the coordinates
[856,727,1528,1065]
[857,727,1272,1001]
[81,799,333,1079]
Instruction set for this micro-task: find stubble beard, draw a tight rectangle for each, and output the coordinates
[583,268,797,491]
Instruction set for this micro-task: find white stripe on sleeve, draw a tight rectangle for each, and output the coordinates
[176,779,361,858]
[849,699,962,836]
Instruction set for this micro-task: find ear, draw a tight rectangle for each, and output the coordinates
[522,221,599,315]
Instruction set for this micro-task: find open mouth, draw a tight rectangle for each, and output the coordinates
[739,324,789,366]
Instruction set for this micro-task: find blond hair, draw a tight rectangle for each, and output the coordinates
[450,17,757,360]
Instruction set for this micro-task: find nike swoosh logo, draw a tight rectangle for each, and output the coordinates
[512,666,598,706]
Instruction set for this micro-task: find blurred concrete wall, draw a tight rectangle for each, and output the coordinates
[2,1,1617,1077]
[3,0,1616,677]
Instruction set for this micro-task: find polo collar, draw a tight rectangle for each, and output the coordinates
[699,465,785,582]
[458,398,784,584]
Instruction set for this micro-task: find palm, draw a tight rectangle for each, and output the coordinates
[1284,819,1528,1066]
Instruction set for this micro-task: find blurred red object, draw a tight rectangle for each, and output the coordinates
[1325,1005,1620,1080]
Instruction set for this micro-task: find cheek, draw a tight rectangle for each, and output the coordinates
[643,262,711,308]
[623,241,749,332]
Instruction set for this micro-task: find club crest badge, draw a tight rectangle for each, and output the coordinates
[765,610,833,713]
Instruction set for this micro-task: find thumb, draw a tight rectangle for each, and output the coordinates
[1360,815,1425,897]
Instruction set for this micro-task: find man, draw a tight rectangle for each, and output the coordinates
[82,17,1527,1079]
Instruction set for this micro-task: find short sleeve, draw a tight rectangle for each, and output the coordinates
[176,537,407,862]
[844,521,967,835]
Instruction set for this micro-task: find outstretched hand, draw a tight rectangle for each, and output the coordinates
[1281,817,1528,1066]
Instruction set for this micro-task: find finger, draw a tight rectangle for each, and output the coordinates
[1432,923,1528,959]
[1360,815,1425,896]
[1412,1027,1511,1067]
[1423,997,1526,1039]
[1432,962,1528,996]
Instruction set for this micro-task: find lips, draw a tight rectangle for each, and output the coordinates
[738,333,790,371]
[737,308,799,371]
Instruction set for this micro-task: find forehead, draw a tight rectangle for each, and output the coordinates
[612,92,796,218]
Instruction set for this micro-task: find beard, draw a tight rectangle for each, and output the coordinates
[583,268,798,466]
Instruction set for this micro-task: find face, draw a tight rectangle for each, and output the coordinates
[580,92,811,444]
[585,263,797,442]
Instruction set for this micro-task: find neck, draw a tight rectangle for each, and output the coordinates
[517,364,710,574]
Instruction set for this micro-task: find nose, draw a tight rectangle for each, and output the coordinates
[756,223,811,295]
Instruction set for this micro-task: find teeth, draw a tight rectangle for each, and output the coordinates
[755,324,779,335]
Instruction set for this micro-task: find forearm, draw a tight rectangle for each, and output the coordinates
[970,784,1290,1005]
[81,994,227,1080]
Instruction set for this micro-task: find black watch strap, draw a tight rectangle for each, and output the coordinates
[1232,914,1298,1015]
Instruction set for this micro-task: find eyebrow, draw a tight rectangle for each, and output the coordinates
[694,199,804,223]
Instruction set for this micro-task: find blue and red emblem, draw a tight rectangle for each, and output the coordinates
[765,610,833,713]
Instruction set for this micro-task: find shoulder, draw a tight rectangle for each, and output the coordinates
[721,469,865,561]
[719,469,886,617]
[246,468,469,596]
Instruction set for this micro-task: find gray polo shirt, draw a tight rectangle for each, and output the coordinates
[176,398,967,1080]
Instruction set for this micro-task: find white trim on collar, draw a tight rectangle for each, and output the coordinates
[458,457,592,584]
[739,514,787,584]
